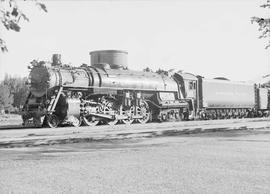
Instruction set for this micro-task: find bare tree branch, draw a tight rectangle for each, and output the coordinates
[252,1,270,49]
[0,0,47,52]
[0,38,8,52]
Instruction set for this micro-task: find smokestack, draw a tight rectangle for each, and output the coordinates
[52,54,61,66]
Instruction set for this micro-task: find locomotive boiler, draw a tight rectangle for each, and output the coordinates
[22,50,189,127]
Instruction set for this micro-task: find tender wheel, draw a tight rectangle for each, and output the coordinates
[46,114,60,128]
[83,116,99,126]
[161,113,168,122]
[137,100,150,124]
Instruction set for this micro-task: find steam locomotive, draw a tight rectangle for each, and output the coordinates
[21,50,270,128]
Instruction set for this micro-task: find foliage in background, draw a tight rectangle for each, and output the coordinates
[3,75,29,109]
[0,0,47,52]
[0,83,13,112]
[156,69,169,76]
[143,67,153,72]
[251,0,270,49]
[0,75,29,113]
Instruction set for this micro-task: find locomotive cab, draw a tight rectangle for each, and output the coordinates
[173,72,198,119]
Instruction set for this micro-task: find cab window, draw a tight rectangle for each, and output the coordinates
[188,81,196,90]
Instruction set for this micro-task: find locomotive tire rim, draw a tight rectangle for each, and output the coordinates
[82,116,99,127]
[137,101,150,124]
[122,118,134,125]
[46,114,60,128]
[137,114,150,124]
[106,118,119,126]
[71,117,82,127]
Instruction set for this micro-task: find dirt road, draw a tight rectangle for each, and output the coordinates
[1,130,270,193]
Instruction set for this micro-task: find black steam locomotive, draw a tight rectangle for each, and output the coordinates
[21,50,270,128]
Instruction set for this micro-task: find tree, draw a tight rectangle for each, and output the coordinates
[3,74,29,109]
[13,78,29,109]
[251,0,270,49]
[156,68,168,76]
[0,83,13,112]
[0,0,47,52]
[143,67,153,72]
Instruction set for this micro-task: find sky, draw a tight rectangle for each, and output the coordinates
[0,0,269,81]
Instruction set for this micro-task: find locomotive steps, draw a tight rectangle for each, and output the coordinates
[0,118,270,148]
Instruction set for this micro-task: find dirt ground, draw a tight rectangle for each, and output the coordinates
[0,114,21,127]
[0,130,270,193]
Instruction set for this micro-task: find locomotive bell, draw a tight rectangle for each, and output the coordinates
[90,50,128,69]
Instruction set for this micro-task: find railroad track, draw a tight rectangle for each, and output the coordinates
[1,117,270,131]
